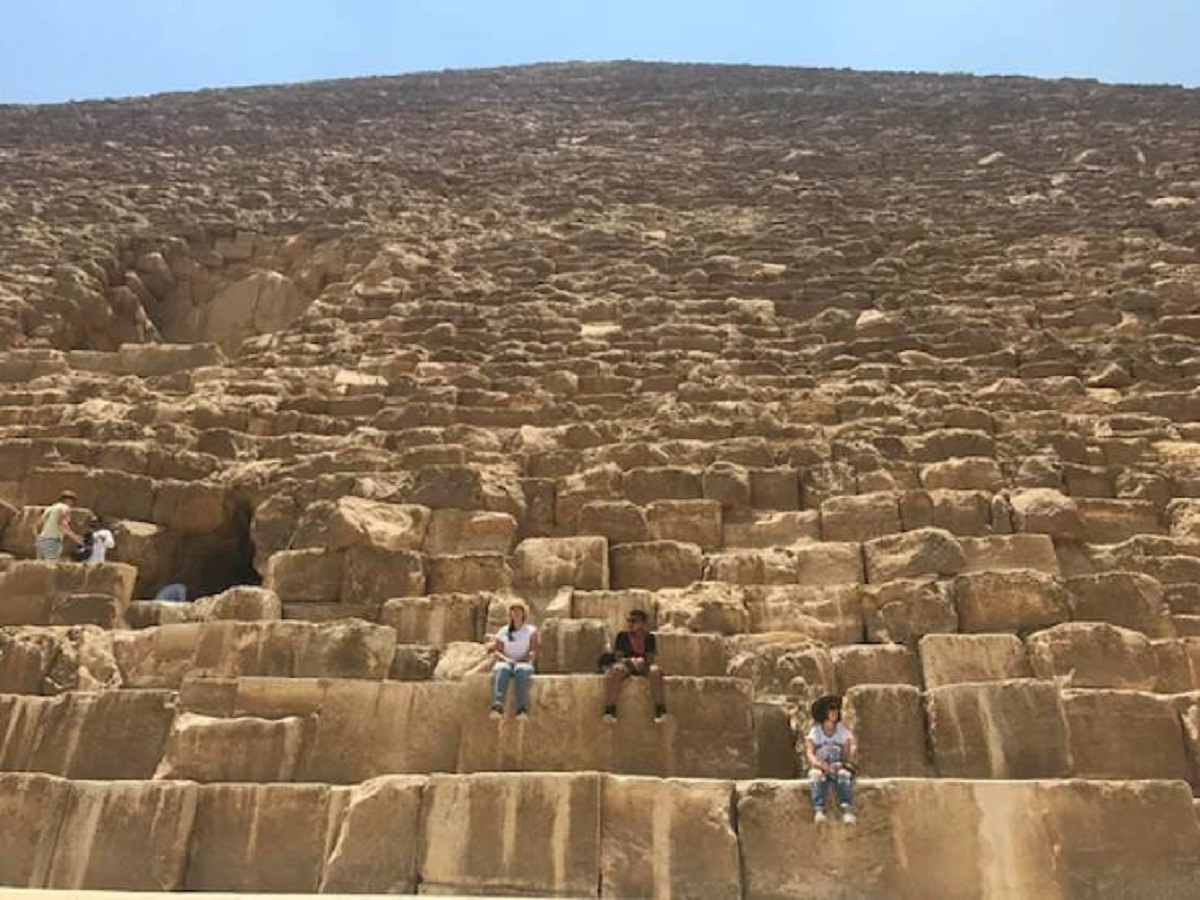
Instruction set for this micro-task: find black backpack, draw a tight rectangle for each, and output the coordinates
[73,531,94,562]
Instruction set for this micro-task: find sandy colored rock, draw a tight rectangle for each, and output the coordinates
[418,772,601,897]
[321,775,427,893]
[927,679,1071,778]
[859,578,958,645]
[952,568,1069,634]
[154,711,310,782]
[863,528,965,582]
[379,593,487,646]
[611,540,703,589]
[600,776,739,900]
[919,633,1031,688]
[325,496,430,552]
[1027,621,1158,689]
[844,684,933,776]
[512,535,609,598]
[1062,689,1191,781]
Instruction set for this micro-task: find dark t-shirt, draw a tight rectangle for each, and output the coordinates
[614,630,657,660]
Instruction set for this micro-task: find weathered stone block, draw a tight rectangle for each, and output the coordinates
[919,633,1030,689]
[611,540,703,589]
[952,569,1069,634]
[864,528,965,583]
[658,582,749,634]
[844,684,932,776]
[342,545,426,603]
[926,679,1071,778]
[425,553,510,594]
[380,593,487,646]
[723,510,820,548]
[958,533,1060,574]
[1062,689,1190,780]
[423,508,518,555]
[539,617,610,673]
[578,499,651,544]
[154,712,309,782]
[832,643,920,690]
[321,776,426,894]
[1027,622,1158,689]
[513,535,609,598]
[264,548,343,604]
[744,584,862,643]
[419,772,601,897]
[325,496,430,552]
[860,579,958,646]
[821,491,901,542]
[1064,571,1175,637]
[706,547,797,585]
[795,541,864,585]
[647,498,722,550]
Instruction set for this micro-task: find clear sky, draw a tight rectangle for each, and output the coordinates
[1,0,1197,104]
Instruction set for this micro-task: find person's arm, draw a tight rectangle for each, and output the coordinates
[59,509,81,543]
[642,632,657,666]
[613,631,630,662]
[491,634,508,661]
[804,736,825,772]
[843,732,857,768]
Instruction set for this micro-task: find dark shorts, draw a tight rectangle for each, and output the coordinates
[613,660,649,676]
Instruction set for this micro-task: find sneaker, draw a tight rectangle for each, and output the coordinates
[489,705,503,720]
[603,705,618,723]
[653,705,668,723]
[841,809,857,826]
[813,810,827,824]
[515,708,529,721]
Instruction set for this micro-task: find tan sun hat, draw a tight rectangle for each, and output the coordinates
[60,490,78,500]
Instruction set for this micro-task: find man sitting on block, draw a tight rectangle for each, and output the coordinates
[603,608,667,723]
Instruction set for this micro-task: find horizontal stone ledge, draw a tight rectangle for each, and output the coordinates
[0,773,1195,896]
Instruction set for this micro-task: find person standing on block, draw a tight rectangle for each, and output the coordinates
[34,490,81,561]
[806,695,857,825]
[490,600,538,720]
[603,608,667,723]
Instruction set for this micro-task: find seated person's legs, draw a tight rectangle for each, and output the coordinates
[513,662,534,715]
[491,662,513,714]
[603,661,629,719]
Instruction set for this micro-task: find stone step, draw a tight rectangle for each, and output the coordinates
[0,772,1195,895]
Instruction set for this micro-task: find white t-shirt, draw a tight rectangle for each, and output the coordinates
[808,722,853,765]
[493,623,537,663]
[88,529,115,563]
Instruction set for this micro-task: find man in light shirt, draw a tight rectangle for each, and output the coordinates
[34,490,82,561]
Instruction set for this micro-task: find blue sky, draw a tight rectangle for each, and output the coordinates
[1,0,1196,104]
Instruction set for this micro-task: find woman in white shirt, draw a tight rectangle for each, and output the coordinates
[86,518,116,564]
[490,600,538,719]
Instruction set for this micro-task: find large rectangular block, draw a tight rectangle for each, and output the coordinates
[952,570,1069,634]
[918,633,1031,689]
[0,772,71,886]
[456,675,759,779]
[601,775,739,900]
[513,535,609,598]
[183,783,332,892]
[958,533,1060,575]
[321,775,427,894]
[47,780,197,890]
[735,779,1200,900]
[419,772,601,897]
[611,540,703,589]
[926,679,1072,778]
[190,619,397,679]
[1062,689,1191,781]
[380,593,488,646]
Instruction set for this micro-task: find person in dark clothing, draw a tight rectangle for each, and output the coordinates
[602,608,667,723]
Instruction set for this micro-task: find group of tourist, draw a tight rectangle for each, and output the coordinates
[33,490,114,563]
[487,598,857,824]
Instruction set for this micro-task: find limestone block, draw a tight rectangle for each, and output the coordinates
[342,545,426,603]
[0,772,71,887]
[903,489,994,536]
[860,579,958,645]
[952,569,1069,634]
[959,533,1060,574]
[578,499,651,544]
[456,674,758,777]
[727,635,833,698]
[325,496,430,552]
[723,510,820,548]
[154,712,309,782]
[191,620,397,679]
[112,623,203,688]
[321,775,427,894]
[419,772,601,897]
[539,617,609,673]
[380,593,487,646]
[703,462,752,509]
[655,631,729,676]
[189,585,281,621]
[112,520,178,597]
[574,588,658,633]
[920,456,1004,491]
[432,641,493,680]
[749,466,800,510]
[821,491,901,542]
[844,684,933,776]
[184,783,331,892]
[735,779,1200,900]
[46,779,197,890]
[832,644,920,690]
[795,541,864,586]
[744,584,862,643]
[705,547,797,584]
[0,689,175,779]
[927,679,1071,777]
[1070,686,1189,781]
[513,535,609,598]
[658,582,749,634]
[1010,487,1083,539]
[601,776,739,900]
[264,548,343,603]
[647,498,723,550]
[919,634,1031,689]
[624,466,703,505]
[864,528,965,583]
[1026,622,1158,689]
[0,560,136,626]
[422,508,518,555]
[0,624,120,694]
[152,479,227,533]
[1076,497,1164,544]
[1064,571,1175,637]
[611,540,703,589]
[390,643,439,681]
[556,464,623,530]
[753,701,797,778]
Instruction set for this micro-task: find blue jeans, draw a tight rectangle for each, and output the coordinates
[492,661,533,712]
[809,767,854,812]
